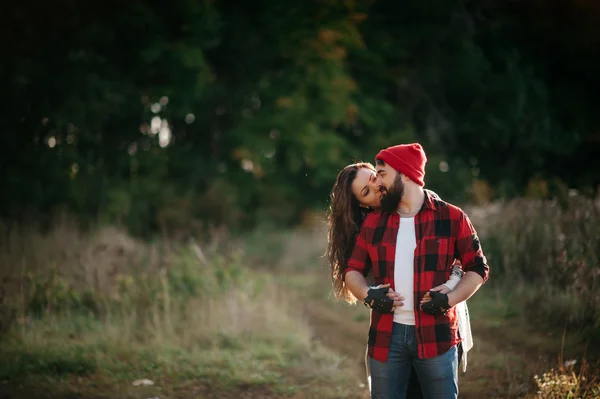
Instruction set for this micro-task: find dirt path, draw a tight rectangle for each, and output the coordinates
[300,295,569,399]
[303,300,369,370]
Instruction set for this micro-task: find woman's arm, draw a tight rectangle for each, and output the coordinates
[422,262,463,298]
[441,263,464,291]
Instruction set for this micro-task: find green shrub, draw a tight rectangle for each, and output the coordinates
[470,196,600,339]
[0,347,97,380]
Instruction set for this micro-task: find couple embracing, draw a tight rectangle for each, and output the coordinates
[326,143,490,399]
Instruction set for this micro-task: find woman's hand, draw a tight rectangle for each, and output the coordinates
[430,284,452,294]
[419,284,451,305]
[420,291,450,316]
[378,283,404,308]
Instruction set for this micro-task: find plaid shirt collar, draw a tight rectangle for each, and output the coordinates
[421,189,437,211]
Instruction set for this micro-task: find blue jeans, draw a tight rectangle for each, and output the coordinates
[369,323,458,399]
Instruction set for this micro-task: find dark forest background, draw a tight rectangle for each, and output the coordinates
[2,0,600,235]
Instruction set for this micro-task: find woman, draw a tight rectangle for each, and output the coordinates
[325,162,472,398]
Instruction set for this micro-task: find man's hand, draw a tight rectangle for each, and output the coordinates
[420,291,450,316]
[363,286,395,313]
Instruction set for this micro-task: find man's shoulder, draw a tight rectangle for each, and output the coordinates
[425,190,466,218]
[362,208,385,227]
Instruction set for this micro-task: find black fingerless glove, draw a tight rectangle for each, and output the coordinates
[363,286,394,313]
[420,291,450,316]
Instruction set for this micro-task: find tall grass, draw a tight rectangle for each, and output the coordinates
[466,195,600,398]
[533,358,600,399]
[467,195,600,341]
[2,194,598,398]
[0,218,357,398]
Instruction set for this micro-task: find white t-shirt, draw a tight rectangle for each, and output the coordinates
[393,216,416,325]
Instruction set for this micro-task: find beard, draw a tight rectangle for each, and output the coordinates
[380,175,405,212]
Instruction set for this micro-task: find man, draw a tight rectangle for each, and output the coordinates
[345,143,489,399]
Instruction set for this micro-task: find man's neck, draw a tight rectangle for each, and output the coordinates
[397,187,425,216]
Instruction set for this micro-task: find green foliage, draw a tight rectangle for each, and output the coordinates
[17,246,252,320]
[26,270,99,316]
[477,196,600,339]
[167,247,247,297]
[2,0,599,231]
[0,347,97,380]
[0,224,358,398]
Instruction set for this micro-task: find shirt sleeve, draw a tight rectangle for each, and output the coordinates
[455,211,489,283]
[346,226,372,277]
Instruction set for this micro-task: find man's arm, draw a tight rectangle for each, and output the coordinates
[447,210,489,307]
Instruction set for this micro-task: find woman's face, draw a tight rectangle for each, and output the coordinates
[351,168,383,209]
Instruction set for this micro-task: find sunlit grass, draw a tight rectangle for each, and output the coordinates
[0,221,360,398]
[1,195,599,398]
[533,360,600,399]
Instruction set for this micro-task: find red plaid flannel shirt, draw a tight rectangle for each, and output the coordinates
[346,190,489,362]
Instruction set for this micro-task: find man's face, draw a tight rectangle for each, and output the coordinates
[376,162,404,212]
[375,162,398,191]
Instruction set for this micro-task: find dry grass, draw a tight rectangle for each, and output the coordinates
[532,359,600,399]
[0,217,359,398]
[466,196,600,339]
[1,194,599,398]
[466,196,600,398]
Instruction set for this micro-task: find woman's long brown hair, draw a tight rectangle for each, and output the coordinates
[326,162,375,303]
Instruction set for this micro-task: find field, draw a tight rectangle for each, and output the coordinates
[0,197,599,399]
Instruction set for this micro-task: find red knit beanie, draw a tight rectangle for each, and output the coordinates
[375,143,427,187]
